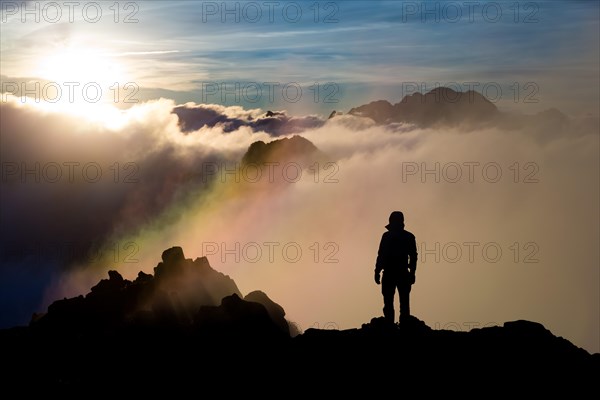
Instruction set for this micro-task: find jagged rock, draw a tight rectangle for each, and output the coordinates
[31,247,242,333]
[287,320,302,337]
[244,290,289,335]
[195,293,287,340]
[399,314,432,334]
[89,271,128,295]
[108,270,124,282]
[162,246,185,265]
[152,248,241,314]
[362,316,397,331]
[134,271,153,283]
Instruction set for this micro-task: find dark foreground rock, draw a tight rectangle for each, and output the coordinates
[0,247,597,393]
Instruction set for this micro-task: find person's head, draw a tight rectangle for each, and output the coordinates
[386,211,404,230]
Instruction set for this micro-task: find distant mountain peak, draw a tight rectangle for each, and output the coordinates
[241,135,324,166]
[348,87,498,127]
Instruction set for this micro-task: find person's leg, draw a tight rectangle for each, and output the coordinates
[381,272,396,323]
[399,280,411,319]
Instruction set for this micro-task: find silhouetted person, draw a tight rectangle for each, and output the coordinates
[374,211,418,324]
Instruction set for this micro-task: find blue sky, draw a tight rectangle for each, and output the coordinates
[1,1,599,114]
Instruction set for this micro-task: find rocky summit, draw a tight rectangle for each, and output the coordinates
[1,247,597,393]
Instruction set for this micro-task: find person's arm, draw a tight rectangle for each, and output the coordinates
[374,233,388,284]
[408,234,418,276]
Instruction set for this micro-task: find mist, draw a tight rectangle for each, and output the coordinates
[1,94,598,353]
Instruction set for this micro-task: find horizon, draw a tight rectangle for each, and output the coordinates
[1,0,599,355]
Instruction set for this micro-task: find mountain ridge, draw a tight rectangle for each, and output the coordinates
[347,87,499,126]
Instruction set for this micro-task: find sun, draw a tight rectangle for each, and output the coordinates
[37,46,127,87]
[27,46,135,127]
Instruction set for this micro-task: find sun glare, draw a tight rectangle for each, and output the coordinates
[38,47,127,87]
[26,46,134,127]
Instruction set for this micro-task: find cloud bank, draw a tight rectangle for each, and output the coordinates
[0,95,598,354]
